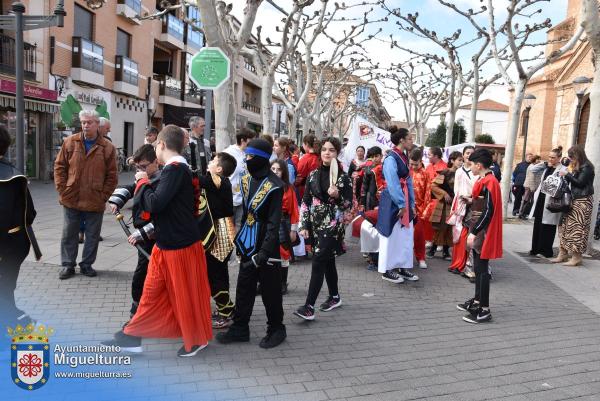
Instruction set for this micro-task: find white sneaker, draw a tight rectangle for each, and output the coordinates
[418,260,428,269]
[436,246,443,252]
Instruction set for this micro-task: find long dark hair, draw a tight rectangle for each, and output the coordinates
[271,159,291,188]
[567,144,590,172]
[447,151,463,169]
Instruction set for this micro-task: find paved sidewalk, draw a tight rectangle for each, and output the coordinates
[3,178,600,401]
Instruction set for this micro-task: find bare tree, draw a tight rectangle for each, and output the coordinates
[580,0,600,251]
[382,58,450,144]
[486,0,584,216]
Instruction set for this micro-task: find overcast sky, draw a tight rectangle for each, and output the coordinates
[232,0,569,121]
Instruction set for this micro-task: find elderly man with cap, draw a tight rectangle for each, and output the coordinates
[216,138,286,349]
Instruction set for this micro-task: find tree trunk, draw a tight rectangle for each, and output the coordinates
[445,109,456,147]
[417,122,426,145]
[261,74,274,134]
[214,59,236,151]
[468,89,480,143]
[585,69,600,252]
[501,79,526,218]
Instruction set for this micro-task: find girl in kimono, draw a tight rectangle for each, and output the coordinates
[376,128,419,284]
[448,146,476,275]
[294,137,352,321]
[428,151,463,260]
[270,159,299,295]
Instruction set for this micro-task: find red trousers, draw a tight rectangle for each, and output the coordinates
[414,219,426,261]
[124,241,213,351]
[450,226,469,271]
[423,220,434,242]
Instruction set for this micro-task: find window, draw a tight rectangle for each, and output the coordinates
[356,86,370,107]
[74,4,93,40]
[116,29,131,57]
[187,5,201,27]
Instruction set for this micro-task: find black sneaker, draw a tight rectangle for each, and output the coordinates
[427,246,436,258]
[399,269,419,281]
[293,305,315,321]
[177,343,207,357]
[80,266,97,277]
[101,330,143,353]
[59,266,75,280]
[382,270,404,284]
[442,251,451,260]
[259,326,286,349]
[319,296,342,312]
[212,315,233,329]
[463,308,492,323]
[216,327,250,344]
[456,298,477,312]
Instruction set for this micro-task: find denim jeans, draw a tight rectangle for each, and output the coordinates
[61,207,103,269]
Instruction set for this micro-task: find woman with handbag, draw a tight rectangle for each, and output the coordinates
[551,145,595,266]
[270,159,299,295]
[528,147,565,258]
[294,137,352,320]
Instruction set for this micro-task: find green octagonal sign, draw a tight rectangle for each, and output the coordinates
[189,47,231,90]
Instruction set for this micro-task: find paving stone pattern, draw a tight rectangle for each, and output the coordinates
[3,179,600,401]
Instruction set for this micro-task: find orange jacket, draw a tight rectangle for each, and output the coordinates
[54,132,118,212]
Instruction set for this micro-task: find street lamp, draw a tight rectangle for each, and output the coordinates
[572,76,592,146]
[0,1,66,173]
[521,93,536,161]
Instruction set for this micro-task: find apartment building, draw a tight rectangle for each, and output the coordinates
[0,1,59,179]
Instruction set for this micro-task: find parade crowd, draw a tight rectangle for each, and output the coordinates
[0,110,597,357]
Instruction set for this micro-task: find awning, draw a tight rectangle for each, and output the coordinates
[0,94,60,113]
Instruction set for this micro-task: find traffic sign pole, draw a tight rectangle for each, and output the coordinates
[204,90,212,142]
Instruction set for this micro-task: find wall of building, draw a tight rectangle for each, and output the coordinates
[455,108,509,145]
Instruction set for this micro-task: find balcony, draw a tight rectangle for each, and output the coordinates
[185,23,203,53]
[156,75,182,106]
[242,101,261,114]
[117,0,141,24]
[0,34,36,81]
[72,37,104,86]
[244,59,256,74]
[160,14,184,49]
[184,81,203,105]
[114,55,139,97]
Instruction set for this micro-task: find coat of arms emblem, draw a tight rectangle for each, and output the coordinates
[9,323,53,390]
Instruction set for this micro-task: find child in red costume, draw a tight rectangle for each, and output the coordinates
[409,148,431,269]
[271,159,299,294]
[457,148,502,324]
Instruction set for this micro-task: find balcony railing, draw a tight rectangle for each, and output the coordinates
[0,33,36,80]
[242,101,261,114]
[185,24,203,49]
[162,14,184,42]
[117,0,141,15]
[156,75,182,99]
[72,37,104,75]
[115,55,139,86]
[244,59,256,74]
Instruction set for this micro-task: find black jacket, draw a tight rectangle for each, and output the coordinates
[138,162,201,250]
[564,162,595,199]
[198,174,233,220]
[236,172,283,265]
[361,164,378,210]
[0,159,36,240]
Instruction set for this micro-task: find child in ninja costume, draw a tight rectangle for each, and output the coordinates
[108,144,160,318]
[216,138,287,349]
[102,125,213,357]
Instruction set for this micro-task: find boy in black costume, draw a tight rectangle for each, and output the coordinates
[216,138,286,349]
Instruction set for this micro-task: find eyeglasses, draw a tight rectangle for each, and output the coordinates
[136,162,153,171]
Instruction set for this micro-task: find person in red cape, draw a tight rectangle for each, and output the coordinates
[102,125,213,357]
[409,148,431,269]
[424,147,447,248]
[457,148,502,324]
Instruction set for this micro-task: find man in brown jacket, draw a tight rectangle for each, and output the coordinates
[54,110,117,279]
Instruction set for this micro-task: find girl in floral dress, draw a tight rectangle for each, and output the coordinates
[294,137,352,321]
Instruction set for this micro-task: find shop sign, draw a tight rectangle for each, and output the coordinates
[74,91,104,106]
[0,79,58,102]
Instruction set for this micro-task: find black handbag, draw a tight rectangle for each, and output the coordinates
[546,178,572,214]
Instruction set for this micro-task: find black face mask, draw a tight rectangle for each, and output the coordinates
[246,156,270,179]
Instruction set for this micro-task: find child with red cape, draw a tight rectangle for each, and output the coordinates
[456,148,502,324]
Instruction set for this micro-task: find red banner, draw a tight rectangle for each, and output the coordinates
[0,79,58,102]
